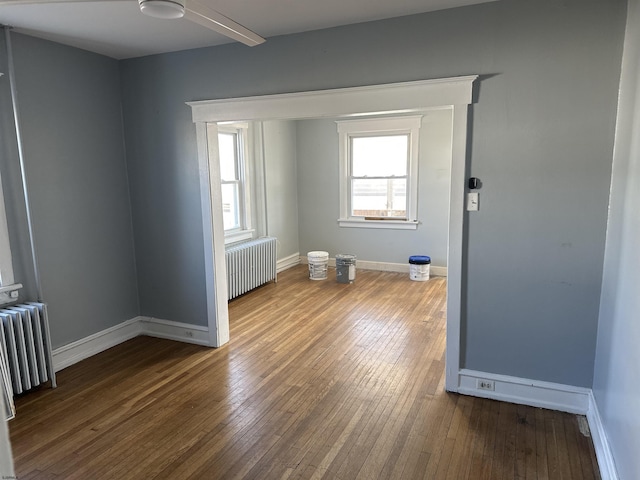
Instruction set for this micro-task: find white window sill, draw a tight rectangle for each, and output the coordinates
[0,283,22,306]
[224,230,255,245]
[337,219,419,230]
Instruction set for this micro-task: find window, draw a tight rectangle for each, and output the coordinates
[217,122,254,243]
[337,116,422,229]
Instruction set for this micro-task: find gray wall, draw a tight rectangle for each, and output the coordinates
[593,0,640,477]
[120,0,625,384]
[460,1,625,386]
[296,109,452,266]
[0,33,138,347]
[262,120,300,259]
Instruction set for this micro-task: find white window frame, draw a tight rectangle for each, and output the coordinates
[0,74,11,289]
[0,168,22,305]
[337,116,422,230]
[213,122,254,245]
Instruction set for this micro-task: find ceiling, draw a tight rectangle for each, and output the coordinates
[0,0,496,60]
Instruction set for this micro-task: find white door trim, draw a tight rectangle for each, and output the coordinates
[195,122,229,347]
[445,103,469,391]
[189,77,477,391]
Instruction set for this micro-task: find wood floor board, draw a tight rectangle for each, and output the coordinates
[444,395,476,479]
[534,408,550,479]
[421,394,458,478]
[432,436,457,479]
[8,266,600,479]
[490,400,510,479]
[458,398,484,480]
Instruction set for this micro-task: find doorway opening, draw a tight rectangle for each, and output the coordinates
[188,76,477,392]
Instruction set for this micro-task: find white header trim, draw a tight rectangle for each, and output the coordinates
[188,76,478,123]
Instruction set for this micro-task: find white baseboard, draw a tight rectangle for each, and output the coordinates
[458,370,617,479]
[299,256,447,277]
[457,369,590,414]
[52,318,142,372]
[139,316,210,346]
[587,392,619,480]
[356,260,447,277]
[277,253,300,273]
[52,317,210,372]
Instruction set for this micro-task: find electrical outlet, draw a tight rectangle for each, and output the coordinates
[476,379,495,391]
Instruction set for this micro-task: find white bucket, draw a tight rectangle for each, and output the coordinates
[409,263,430,281]
[409,255,431,282]
[308,251,329,280]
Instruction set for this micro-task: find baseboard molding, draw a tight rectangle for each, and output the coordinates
[587,392,619,480]
[457,369,591,414]
[430,265,447,277]
[277,253,300,273]
[458,370,618,479]
[299,256,447,277]
[139,317,210,346]
[52,317,142,372]
[52,317,211,372]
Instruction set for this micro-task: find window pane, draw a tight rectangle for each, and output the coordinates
[221,183,240,230]
[352,135,408,177]
[218,133,238,181]
[351,178,407,218]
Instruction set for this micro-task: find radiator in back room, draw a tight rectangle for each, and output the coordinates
[0,302,56,403]
[225,237,277,300]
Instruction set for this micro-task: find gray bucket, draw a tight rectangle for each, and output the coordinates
[336,254,357,284]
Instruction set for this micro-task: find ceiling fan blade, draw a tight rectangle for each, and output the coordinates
[0,0,265,47]
[184,0,264,47]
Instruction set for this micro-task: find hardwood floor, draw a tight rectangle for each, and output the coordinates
[9,266,599,479]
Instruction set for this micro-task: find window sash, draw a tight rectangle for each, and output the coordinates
[337,116,421,229]
[349,176,408,219]
[350,134,409,178]
[217,123,252,237]
[221,181,241,231]
[347,132,411,219]
[218,132,240,182]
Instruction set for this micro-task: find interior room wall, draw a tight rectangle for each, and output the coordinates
[261,120,300,259]
[296,109,452,266]
[459,1,625,386]
[120,0,626,384]
[0,33,139,348]
[592,0,640,477]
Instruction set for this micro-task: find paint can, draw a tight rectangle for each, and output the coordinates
[335,254,357,284]
[307,251,329,280]
[409,255,431,281]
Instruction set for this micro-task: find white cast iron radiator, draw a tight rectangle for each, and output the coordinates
[0,302,56,397]
[225,237,277,300]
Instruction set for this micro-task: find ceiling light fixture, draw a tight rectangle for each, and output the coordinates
[138,0,186,20]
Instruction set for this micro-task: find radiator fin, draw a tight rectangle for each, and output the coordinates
[0,302,56,398]
[225,237,277,300]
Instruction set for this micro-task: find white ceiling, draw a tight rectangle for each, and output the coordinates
[0,0,496,59]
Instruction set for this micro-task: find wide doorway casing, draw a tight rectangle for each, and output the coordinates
[188,76,477,392]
